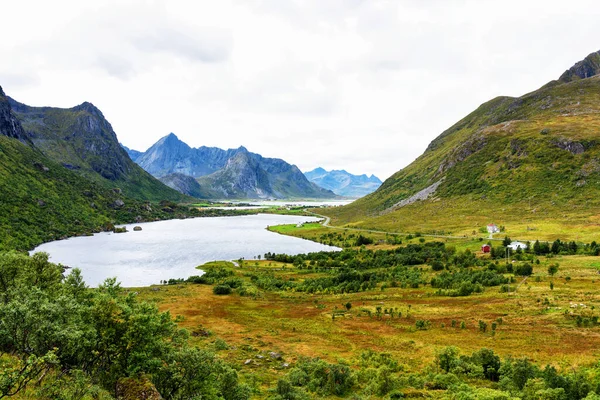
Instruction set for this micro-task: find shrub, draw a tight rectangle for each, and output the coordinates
[415,320,431,330]
[514,263,533,276]
[213,284,232,295]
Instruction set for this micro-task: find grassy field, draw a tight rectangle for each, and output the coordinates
[137,247,600,398]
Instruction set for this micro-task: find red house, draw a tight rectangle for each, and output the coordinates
[481,244,491,253]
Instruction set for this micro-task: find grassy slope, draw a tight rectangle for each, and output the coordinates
[0,135,205,251]
[324,77,600,241]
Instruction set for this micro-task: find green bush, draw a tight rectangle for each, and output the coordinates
[213,284,232,295]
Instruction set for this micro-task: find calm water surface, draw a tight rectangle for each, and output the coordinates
[32,214,339,287]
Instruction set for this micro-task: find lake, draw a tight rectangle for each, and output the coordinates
[31,214,340,288]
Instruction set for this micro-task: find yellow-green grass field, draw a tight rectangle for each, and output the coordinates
[137,253,600,396]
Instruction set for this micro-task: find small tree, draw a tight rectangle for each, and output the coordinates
[548,263,559,277]
[478,320,488,333]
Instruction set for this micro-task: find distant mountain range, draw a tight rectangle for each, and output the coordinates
[304,168,382,198]
[125,133,337,199]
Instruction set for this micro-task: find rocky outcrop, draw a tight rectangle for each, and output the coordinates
[559,50,600,83]
[436,134,487,175]
[553,138,585,155]
[304,168,382,198]
[0,86,29,143]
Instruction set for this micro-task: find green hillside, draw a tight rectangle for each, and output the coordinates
[8,98,188,202]
[325,70,600,241]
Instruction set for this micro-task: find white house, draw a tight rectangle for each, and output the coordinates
[508,241,527,251]
[487,224,500,234]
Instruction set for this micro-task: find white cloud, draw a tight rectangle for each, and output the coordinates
[1,0,600,181]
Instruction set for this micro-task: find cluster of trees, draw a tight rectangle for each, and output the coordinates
[487,237,600,258]
[431,269,509,296]
[431,346,600,399]
[273,347,600,399]
[0,251,250,399]
[265,242,451,271]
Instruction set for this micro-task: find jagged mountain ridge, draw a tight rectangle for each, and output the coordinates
[324,50,600,235]
[127,134,337,199]
[135,133,243,178]
[8,97,186,202]
[304,167,382,198]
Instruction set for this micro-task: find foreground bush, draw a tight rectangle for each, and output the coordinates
[0,251,250,399]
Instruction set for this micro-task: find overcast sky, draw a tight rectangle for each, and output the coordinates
[2,1,600,180]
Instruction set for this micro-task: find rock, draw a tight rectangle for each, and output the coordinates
[115,376,163,400]
[33,162,50,172]
[553,138,585,155]
[268,351,282,360]
[112,188,122,194]
[113,199,125,208]
[37,200,46,207]
[244,359,253,365]
[282,363,290,368]
[133,226,142,231]
[135,215,143,222]
[62,163,81,170]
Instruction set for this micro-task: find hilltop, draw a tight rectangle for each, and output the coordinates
[323,50,600,241]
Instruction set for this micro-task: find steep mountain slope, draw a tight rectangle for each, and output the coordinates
[196,149,336,199]
[0,88,30,144]
[0,86,194,251]
[159,172,205,198]
[129,133,336,199]
[305,167,382,198]
[323,51,600,240]
[8,98,186,202]
[134,133,241,177]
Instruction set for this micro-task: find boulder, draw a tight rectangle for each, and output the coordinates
[113,199,125,208]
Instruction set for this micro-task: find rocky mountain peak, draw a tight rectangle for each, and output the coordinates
[559,50,600,83]
[73,101,104,118]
